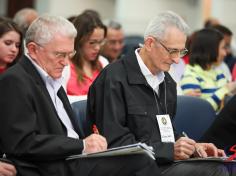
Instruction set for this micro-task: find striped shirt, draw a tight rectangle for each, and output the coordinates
[180,64,229,111]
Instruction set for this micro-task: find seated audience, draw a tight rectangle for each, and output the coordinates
[0,14,160,176]
[0,19,23,73]
[64,12,107,96]
[87,11,231,176]
[212,24,234,81]
[100,20,124,63]
[180,28,236,111]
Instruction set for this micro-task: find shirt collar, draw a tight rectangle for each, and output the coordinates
[135,48,165,83]
[27,56,63,92]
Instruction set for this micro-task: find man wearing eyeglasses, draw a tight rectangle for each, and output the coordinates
[87,11,232,176]
[0,15,161,176]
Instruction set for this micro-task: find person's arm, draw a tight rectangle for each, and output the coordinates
[87,75,138,147]
[0,74,84,161]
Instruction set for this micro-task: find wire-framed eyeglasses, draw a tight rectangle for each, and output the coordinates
[154,38,188,58]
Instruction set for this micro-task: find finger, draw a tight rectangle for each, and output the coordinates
[206,143,218,156]
[218,149,226,157]
[196,147,207,158]
[1,162,17,175]
[178,137,196,145]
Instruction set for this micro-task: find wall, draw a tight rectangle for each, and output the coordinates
[115,0,203,36]
[35,0,115,19]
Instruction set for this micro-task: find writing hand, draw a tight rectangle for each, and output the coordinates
[174,137,196,160]
[0,162,17,176]
[83,134,107,154]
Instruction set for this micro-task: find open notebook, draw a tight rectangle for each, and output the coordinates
[66,143,155,160]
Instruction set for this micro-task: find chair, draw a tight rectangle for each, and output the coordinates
[71,100,91,136]
[173,96,216,141]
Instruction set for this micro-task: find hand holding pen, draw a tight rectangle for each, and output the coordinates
[83,124,107,154]
[182,132,202,157]
[174,132,196,160]
[182,132,226,158]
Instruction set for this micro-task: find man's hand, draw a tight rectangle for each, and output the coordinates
[83,134,107,154]
[174,137,196,160]
[194,143,226,158]
[0,162,17,176]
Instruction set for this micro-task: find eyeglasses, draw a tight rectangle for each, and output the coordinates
[36,43,76,59]
[88,39,106,48]
[154,38,188,58]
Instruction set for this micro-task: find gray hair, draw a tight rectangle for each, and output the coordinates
[144,11,190,40]
[13,8,38,33]
[104,20,122,30]
[25,14,77,45]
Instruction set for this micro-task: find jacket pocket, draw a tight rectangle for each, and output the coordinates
[127,105,151,140]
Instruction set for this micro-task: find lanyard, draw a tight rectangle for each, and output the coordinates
[152,80,167,114]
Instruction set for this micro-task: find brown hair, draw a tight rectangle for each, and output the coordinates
[71,12,107,83]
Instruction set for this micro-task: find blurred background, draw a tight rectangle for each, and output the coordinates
[0,0,234,37]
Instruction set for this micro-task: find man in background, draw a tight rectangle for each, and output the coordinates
[13,8,38,35]
[100,20,124,63]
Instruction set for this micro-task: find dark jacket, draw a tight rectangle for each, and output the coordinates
[87,51,179,164]
[0,56,84,176]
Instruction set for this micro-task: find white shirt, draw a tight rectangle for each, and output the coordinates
[27,56,79,139]
[135,49,165,94]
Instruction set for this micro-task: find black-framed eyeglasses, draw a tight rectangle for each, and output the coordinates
[35,42,76,59]
[154,38,188,58]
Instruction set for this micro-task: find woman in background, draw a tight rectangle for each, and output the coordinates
[181,28,236,112]
[64,12,107,97]
[0,18,23,73]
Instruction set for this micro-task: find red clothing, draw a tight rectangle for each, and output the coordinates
[0,67,7,74]
[67,64,100,96]
[182,55,189,64]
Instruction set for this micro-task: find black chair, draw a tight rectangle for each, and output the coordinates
[71,100,91,136]
[173,96,216,141]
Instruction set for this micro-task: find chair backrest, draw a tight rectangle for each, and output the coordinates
[71,100,91,136]
[173,96,216,141]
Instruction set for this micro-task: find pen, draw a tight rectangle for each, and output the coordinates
[182,131,202,157]
[93,124,99,134]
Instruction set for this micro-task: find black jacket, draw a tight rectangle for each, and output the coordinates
[87,51,179,164]
[0,56,84,176]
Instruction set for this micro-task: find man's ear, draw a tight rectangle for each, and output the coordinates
[27,42,38,58]
[144,37,155,52]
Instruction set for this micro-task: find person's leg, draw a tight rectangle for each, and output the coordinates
[224,163,236,176]
[68,154,160,176]
[160,162,229,176]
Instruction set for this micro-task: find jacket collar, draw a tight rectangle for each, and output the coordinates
[123,50,148,85]
[123,50,174,86]
[19,55,83,137]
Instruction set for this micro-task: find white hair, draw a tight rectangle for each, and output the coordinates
[13,8,38,32]
[144,11,190,40]
[25,14,77,45]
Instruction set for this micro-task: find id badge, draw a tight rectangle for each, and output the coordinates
[156,114,175,143]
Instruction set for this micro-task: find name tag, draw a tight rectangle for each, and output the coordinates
[156,114,175,143]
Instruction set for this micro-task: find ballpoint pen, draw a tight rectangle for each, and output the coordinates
[182,131,202,157]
